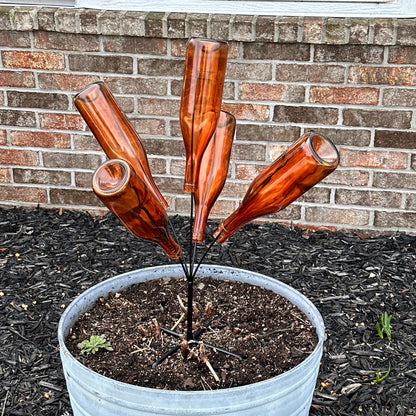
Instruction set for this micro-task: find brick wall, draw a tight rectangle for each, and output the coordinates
[1,6,416,234]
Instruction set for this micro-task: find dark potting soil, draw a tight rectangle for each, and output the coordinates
[65,276,317,390]
[1,207,415,415]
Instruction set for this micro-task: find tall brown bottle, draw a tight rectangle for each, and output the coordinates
[74,81,168,209]
[180,38,228,192]
[92,159,182,260]
[214,131,340,244]
[192,111,235,242]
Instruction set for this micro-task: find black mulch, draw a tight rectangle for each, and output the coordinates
[0,206,415,416]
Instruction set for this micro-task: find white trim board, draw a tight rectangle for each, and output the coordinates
[73,0,415,18]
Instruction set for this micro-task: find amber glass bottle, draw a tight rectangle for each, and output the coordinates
[74,81,168,209]
[214,131,340,244]
[180,38,228,192]
[192,111,235,242]
[92,159,182,260]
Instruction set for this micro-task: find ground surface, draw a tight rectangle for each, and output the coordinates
[1,207,415,415]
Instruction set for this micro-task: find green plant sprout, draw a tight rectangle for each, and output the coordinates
[372,362,391,384]
[77,335,113,355]
[376,312,392,341]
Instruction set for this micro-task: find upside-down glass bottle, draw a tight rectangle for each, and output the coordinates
[74,81,168,209]
[92,159,182,260]
[214,131,340,244]
[180,38,228,192]
[192,111,236,242]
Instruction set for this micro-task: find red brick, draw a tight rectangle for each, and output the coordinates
[231,143,266,162]
[382,88,416,107]
[221,181,250,198]
[34,31,99,51]
[154,176,185,195]
[169,159,185,176]
[79,9,99,34]
[141,138,184,157]
[75,171,94,188]
[0,167,10,182]
[145,12,165,38]
[236,124,301,143]
[0,31,31,47]
[103,37,167,55]
[0,185,47,203]
[348,66,416,86]
[69,54,133,74]
[38,73,100,91]
[187,13,209,38]
[243,43,310,61]
[0,7,12,30]
[0,70,35,87]
[148,157,167,175]
[302,17,324,44]
[374,19,395,45]
[0,130,6,145]
[231,15,255,42]
[305,206,370,226]
[298,187,330,204]
[277,17,300,43]
[226,62,272,81]
[73,134,103,151]
[137,98,180,117]
[43,152,102,170]
[315,45,383,63]
[375,130,416,149]
[273,105,338,125]
[269,144,289,161]
[374,211,416,229]
[374,172,416,189]
[50,188,99,206]
[315,128,371,147]
[122,11,146,36]
[0,109,36,127]
[340,149,408,169]
[321,169,369,186]
[275,63,345,83]
[335,189,401,208]
[236,163,267,180]
[239,83,304,102]
[103,76,168,96]
[210,15,232,41]
[37,7,56,31]
[13,168,71,185]
[39,113,86,131]
[310,86,378,105]
[404,194,416,210]
[349,19,370,44]
[167,13,186,39]
[129,117,166,136]
[55,8,77,33]
[210,199,237,216]
[388,46,416,64]
[325,18,348,44]
[396,19,416,46]
[10,130,71,148]
[343,109,412,129]
[98,10,123,35]
[7,91,69,110]
[268,204,301,221]
[12,7,35,31]
[2,51,65,70]
[256,16,275,42]
[222,102,270,122]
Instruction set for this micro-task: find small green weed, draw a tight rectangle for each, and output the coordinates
[77,335,113,355]
[376,312,392,341]
[372,362,391,384]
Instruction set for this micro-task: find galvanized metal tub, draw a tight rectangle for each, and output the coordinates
[58,264,324,416]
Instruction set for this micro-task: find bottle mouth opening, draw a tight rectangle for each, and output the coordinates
[309,132,340,167]
[74,81,105,103]
[93,159,130,196]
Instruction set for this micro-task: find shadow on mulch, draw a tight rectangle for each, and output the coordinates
[0,207,415,416]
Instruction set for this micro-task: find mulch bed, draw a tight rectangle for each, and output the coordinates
[1,206,415,415]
